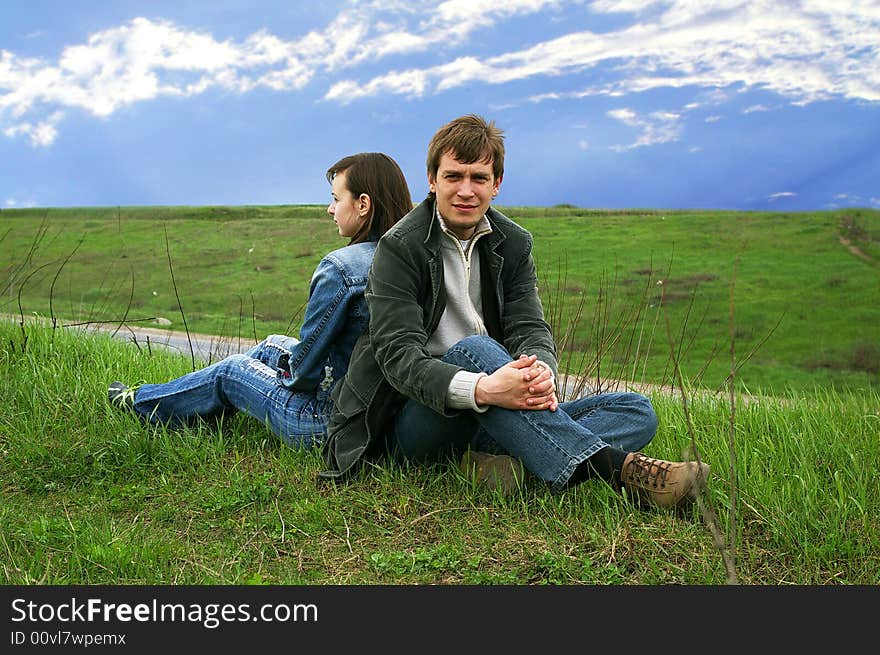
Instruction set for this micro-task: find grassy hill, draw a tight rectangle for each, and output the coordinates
[1,319,877,584]
[2,204,878,394]
[1,204,878,585]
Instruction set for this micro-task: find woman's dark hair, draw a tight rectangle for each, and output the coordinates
[326,152,412,245]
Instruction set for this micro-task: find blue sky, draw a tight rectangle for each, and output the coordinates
[1,0,878,211]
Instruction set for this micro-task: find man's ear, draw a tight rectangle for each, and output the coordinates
[428,173,436,194]
[492,175,503,197]
[358,193,372,218]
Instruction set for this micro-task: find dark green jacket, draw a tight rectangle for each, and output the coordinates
[319,198,557,480]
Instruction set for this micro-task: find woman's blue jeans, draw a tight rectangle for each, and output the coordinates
[389,335,658,492]
[132,335,330,448]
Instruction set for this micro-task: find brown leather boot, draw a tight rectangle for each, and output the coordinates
[460,450,526,495]
[620,452,709,508]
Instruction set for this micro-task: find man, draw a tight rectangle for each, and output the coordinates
[320,114,708,508]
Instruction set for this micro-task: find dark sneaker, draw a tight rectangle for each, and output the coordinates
[460,450,526,495]
[620,452,709,509]
[108,381,137,411]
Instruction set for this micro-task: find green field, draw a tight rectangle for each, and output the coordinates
[2,204,878,394]
[2,205,879,585]
[1,319,877,584]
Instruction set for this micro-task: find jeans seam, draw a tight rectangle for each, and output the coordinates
[519,409,607,492]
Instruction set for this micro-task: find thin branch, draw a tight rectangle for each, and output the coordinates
[727,256,740,575]
[714,310,786,395]
[661,289,738,584]
[110,263,136,339]
[163,224,196,371]
[48,236,85,330]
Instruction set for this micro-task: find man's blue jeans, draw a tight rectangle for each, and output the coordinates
[131,335,330,448]
[389,335,658,492]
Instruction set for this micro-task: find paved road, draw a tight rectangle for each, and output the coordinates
[3,314,258,363]
[97,326,738,402]
[8,313,667,398]
[89,322,260,363]
[93,322,635,398]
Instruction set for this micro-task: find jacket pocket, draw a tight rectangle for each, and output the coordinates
[331,377,368,418]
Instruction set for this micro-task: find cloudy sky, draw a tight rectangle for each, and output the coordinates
[2,0,878,210]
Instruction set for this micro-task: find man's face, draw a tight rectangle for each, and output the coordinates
[429,150,501,239]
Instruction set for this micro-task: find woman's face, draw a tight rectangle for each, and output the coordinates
[327,170,365,238]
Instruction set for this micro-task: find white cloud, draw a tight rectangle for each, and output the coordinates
[341,0,565,65]
[3,110,63,146]
[705,115,722,122]
[607,107,682,150]
[423,0,567,37]
[2,1,879,146]
[768,191,797,200]
[326,68,429,102]
[0,15,332,143]
[328,1,880,106]
[827,192,880,207]
[4,197,37,207]
[591,0,663,13]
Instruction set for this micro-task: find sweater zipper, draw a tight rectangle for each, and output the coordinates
[456,237,486,335]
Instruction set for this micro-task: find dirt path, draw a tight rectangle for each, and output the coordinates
[838,236,879,267]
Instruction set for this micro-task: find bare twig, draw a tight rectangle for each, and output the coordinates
[163,224,196,371]
[274,498,286,543]
[48,236,85,330]
[661,285,738,584]
[110,264,136,339]
[341,513,353,554]
[727,257,740,574]
[410,506,472,525]
[16,259,57,349]
[714,310,786,395]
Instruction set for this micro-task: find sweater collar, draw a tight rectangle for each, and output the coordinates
[435,204,492,244]
[422,198,506,253]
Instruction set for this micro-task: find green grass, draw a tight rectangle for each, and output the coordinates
[2,204,878,585]
[2,205,879,394]
[2,319,877,584]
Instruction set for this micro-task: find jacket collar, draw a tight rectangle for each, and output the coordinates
[483,206,509,252]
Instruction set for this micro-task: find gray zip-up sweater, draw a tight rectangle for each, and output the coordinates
[428,212,493,412]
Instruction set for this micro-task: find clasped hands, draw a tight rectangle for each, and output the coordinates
[473,353,559,412]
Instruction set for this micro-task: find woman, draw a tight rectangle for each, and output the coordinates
[108,152,412,448]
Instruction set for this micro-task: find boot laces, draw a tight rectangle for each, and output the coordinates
[628,454,671,489]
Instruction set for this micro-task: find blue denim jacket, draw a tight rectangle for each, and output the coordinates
[278,241,376,392]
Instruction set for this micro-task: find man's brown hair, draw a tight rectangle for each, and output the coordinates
[426,114,505,185]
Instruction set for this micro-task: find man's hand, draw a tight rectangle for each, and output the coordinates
[523,355,559,411]
[474,354,558,411]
